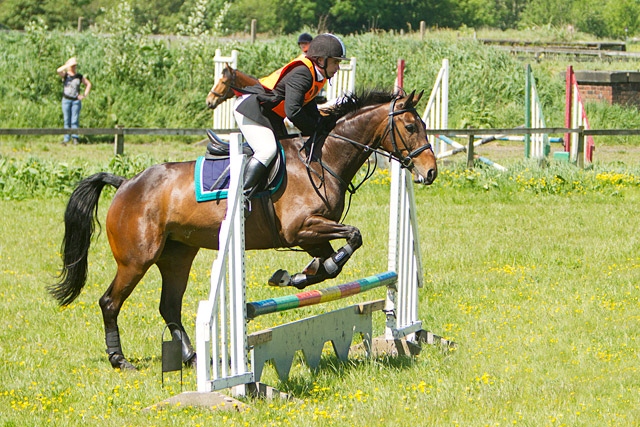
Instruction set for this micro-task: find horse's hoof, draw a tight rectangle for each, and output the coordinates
[290,273,309,289]
[109,353,137,371]
[302,257,322,275]
[268,269,290,287]
[184,352,197,367]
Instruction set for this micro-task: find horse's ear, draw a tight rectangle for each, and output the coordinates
[225,63,233,70]
[404,90,424,108]
[413,90,424,105]
[398,90,417,110]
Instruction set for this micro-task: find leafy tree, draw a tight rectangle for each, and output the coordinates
[1,0,640,39]
[572,0,608,37]
[520,0,574,28]
[602,0,640,38]
[454,0,499,28]
[222,0,281,34]
[0,0,49,29]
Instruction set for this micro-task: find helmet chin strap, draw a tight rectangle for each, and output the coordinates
[316,57,330,79]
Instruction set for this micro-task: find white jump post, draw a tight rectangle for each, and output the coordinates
[385,159,422,341]
[195,133,253,394]
[422,59,449,157]
[317,57,357,109]
[327,57,357,102]
[525,64,550,160]
[212,49,239,132]
[422,60,507,171]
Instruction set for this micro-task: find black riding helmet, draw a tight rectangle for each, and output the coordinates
[306,33,348,61]
[297,33,313,44]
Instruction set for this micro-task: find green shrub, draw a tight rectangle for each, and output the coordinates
[1,27,640,143]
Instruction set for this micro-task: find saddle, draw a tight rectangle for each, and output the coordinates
[205,129,254,158]
[203,130,285,248]
[205,129,284,195]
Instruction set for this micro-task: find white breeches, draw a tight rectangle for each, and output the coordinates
[233,95,278,167]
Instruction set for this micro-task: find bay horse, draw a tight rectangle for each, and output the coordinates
[49,90,437,371]
[206,63,258,109]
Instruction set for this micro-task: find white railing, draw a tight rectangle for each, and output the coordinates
[422,59,449,156]
[525,64,550,160]
[321,57,357,107]
[212,49,239,131]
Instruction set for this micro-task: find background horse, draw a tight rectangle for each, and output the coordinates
[206,64,258,109]
[50,90,437,370]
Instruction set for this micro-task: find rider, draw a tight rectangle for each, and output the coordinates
[233,33,347,195]
[297,33,313,56]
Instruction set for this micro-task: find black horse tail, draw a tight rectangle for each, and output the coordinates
[49,172,126,306]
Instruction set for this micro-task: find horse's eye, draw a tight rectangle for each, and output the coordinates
[405,124,416,134]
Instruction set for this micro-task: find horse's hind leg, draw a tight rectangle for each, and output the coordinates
[270,215,363,289]
[156,241,200,365]
[100,263,151,370]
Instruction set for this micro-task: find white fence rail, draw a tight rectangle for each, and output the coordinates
[212,49,239,131]
[422,59,449,156]
[525,64,550,159]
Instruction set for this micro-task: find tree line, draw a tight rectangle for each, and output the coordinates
[0,0,638,39]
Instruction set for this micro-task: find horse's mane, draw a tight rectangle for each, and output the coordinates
[325,89,400,120]
[222,66,258,81]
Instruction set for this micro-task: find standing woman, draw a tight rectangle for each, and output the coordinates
[56,57,92,145]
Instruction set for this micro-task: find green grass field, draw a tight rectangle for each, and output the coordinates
[1,141,639,426]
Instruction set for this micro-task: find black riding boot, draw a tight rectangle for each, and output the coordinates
[243,157,268,197]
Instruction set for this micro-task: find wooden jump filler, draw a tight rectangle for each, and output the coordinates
[247,272,396,382]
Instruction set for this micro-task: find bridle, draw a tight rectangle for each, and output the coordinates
[209,68,236,99]
[384,96,433,168]
[302,96,433,196]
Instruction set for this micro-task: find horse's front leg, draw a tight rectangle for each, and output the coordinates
[269,215,363,289]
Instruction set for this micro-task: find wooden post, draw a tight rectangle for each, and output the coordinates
[114,125,124,156]
[467,134,475,169]
[576,126,585,169]
[250,19,257,43]
[420,21,426,40]
[77,17,84,32]
[524,64,531,158]
[564,66,573,153]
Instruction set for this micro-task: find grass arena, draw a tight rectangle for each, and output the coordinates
[1,137,640,426]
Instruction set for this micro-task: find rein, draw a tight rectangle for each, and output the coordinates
[306,97,433,193]
[300,96,433,222]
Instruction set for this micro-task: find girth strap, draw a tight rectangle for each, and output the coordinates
[255,194,285,249]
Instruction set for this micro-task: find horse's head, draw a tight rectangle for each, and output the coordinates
[378,91,438,185]
[206,64,236,109]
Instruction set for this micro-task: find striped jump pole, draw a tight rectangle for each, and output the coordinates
[525,64,550,160]
[565,65,595,166]
[246,271,397,319]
